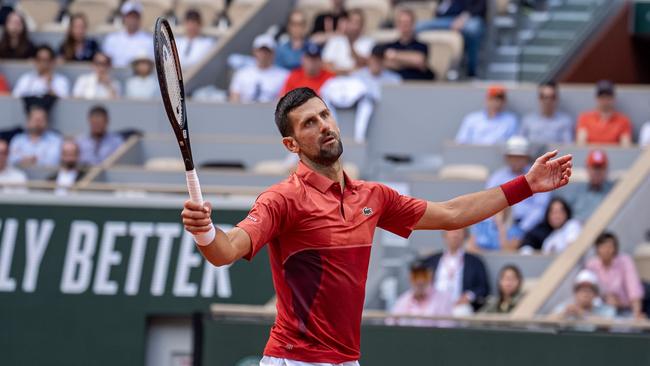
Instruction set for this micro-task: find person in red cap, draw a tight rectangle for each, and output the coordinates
[576,80,632,146]
[556,149,613,222]
[455,85,518,145]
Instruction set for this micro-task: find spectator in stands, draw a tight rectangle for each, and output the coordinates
[485,136,550,233]
[322,9,374,74]
[520,197,581,253]
[550,269,616,325]
[640,121,650,147]
[557,149,613,223]
[58,13,99,62]
[0,11,35,59]
[281,43,334,96]
[0,139,27,193]
[76,105,123,166]
[12,45,70,98]
[276,10,309,70]
[102,1,153,68]
[0,72,9,94]
[455,85,518,144]
[521,81,573,144]
[72,53,121,99]
[383,8,434,80]
[176,9,215,70]
[481,264,524,314]
[423,229,490,312]
[415,0,486,77]
[125,54,158,99]
[468,206,522,253]
[8,105,62,167]
[352,45,402,101]
[229,34,288,103]
[48,139,87,195]
[311,0,349,45]
[389,259,455,326]
[576,80,632,146]
[586,232,645,319]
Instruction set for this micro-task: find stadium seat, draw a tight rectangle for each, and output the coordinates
[295,0,331,33]
[394,1,437,23]
[140,0,174,33]
[69,0,119,32]
[175,0,226,26]
[438,164,489,181]
[346,0,391,33]
[16,0,61,31]
[227,0,264,27]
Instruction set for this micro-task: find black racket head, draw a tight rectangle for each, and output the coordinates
[154,17,194,170]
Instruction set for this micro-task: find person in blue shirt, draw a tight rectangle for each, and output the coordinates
[275,10,309,70]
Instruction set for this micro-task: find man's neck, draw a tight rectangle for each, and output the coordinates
[92,132,106,141]
[399,35,412,44]
[447,247,462,256]
[487,110,499,119]
[541,109,554,118]
[302,158,344,191]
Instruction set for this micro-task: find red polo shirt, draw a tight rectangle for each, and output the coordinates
[237,161,427,363]
[280,67,335,96]
[576,110,632,144]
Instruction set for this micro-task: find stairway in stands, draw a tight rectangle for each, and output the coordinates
[485,0,620,82]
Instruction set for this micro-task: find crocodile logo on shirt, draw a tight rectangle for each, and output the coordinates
[362,207,373,216]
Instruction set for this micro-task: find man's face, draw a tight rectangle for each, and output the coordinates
[287,12,307,40]
[505,155,529,174]
[123,12,141,33]
[486,96,505,115]
[587,165,607,187]
[396,12,414,39]
[443,229,466,252]
[93,53,110,76]
[61,141,79,169]
[368,55,383,75]
[303,55,323,76]
[346,12,364,38]
[538,86,557,114]
[410,270,432,298]
[575,285,596,309]
[35,49,54,74]
[89,113,108,137]
[0,140,8,171]
[27,109,48,136]
[596,239,617,264]
[185,19,201,38]
[596,94,615,113]
[285,97,343,166]
[254,47,274,68]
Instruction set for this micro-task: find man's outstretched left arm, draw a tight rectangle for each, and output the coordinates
[414,150,572,231]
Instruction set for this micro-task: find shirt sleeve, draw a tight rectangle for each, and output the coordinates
[621,255,645,301]
[12,75,28,97]
[236,191,289,261]
[377,184,427,238]
[229,70,244,95]
[620,115,633,139]
[455,114,472,143]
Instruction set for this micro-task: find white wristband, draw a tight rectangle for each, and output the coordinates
[193,225,216,246]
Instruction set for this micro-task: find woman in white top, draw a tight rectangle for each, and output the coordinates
[73,52,121,99]
[542,197,581,253]
[125,54,158,99]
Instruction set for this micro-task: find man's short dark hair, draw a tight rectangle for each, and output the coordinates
[539,80,557,90]
[370,45,385,59]
[594,231,619,254]
[35,44,55,59]
[88,104,109,119]
[27,103,48,117]
[274,87,322,137]
[185,8,202,23]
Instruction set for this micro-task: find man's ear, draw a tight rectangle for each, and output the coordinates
[282,136,299,154]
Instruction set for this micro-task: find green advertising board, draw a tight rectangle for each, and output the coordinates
[0,194,272,366]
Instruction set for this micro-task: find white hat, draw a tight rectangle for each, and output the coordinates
[505,136,530,157]
[121,1,143,16]
[252,34,276,51]
[574,269,599,290]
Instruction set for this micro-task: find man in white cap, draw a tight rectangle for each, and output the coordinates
[229,34,289,103]
[485,136,551,233]
[551,269,616,325]
[102,1,154,68]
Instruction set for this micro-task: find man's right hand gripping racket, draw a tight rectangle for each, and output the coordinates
[153,17,215,246]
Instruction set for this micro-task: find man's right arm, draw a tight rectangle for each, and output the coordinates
[182,200,252,266]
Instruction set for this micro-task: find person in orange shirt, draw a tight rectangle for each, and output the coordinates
[280,43,335,96]
[576,80,632,146]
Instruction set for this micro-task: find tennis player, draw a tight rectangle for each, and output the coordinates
[182,87,572,366]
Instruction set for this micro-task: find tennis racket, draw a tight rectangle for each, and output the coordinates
[154,17,214,245]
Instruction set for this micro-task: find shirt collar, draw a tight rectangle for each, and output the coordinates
[295,160,357,193]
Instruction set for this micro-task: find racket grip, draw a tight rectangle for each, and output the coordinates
[186,169,216,246]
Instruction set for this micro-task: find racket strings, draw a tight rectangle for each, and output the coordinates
[159,28,184,127]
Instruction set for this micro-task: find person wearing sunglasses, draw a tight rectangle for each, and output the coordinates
[520,81,573,145]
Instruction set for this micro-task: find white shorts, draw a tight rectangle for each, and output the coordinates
[260,356,360,366]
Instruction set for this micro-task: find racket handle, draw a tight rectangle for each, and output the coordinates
[186,169,216,246]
